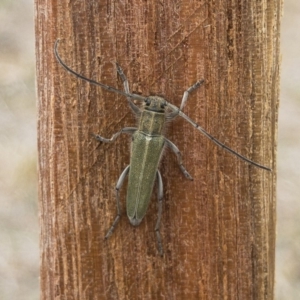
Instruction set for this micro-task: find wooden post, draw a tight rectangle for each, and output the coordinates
[36,1,280,299]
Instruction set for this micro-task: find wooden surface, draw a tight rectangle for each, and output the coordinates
[36,1,281,299]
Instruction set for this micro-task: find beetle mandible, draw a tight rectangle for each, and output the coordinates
[54,40,271,256]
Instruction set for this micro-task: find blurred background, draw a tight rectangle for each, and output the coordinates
[0,0,298,299]
[0,0,38,299]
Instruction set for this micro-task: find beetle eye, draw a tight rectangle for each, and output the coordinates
[160,102,167,109]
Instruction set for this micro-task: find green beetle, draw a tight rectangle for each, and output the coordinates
[54,40,271,256]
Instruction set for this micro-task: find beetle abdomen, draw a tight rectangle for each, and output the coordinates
[126,131,165,225]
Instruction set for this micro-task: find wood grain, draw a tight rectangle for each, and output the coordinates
[36,0,280,299]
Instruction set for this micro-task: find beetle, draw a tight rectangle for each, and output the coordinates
[54,40,271,256]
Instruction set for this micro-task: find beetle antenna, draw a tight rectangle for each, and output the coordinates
[166,102,272,171]
[55,39,271,172]
[54,39,146,102]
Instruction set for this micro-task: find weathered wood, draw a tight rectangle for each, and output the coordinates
[36,1,280,299]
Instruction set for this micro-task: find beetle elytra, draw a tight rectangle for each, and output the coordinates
[54,40,271,256]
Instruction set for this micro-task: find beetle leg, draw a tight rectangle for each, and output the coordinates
[167,80,204,120]
[165,138,193,180]
[179,80,205,110]
[155,170,164,256]
[116,63,141,116]
[92,127,137,143]
[105,165,130,239]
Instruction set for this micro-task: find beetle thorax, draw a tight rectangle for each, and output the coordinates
[138,96,166,135]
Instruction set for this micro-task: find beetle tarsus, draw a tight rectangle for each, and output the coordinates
[155,229,164,257]
[181,167,193,181]
[105,215,120,239]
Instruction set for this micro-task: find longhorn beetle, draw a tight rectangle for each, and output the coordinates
[54,40,271,256]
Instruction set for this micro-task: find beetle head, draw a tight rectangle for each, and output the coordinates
[144,96,167,112]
